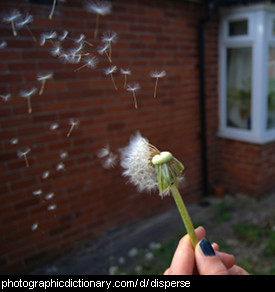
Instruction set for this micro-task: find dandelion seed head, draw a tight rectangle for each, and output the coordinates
[0,40,7,49]
[16,13,33,27]
[20,87,37,98]
[102,31,118,43]
[126,82,140,92]
[83,56,99,69]
[120,68,131,75]
[9,137,18,145]
[17,147,31,157]
[37,72,53,81]
[2,9,22,23]
[104,65,117,75]
[119,132,159,193]
[86,0,112,16]
[150,70,166,78]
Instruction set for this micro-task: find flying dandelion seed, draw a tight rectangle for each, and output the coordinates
[50,43,62,57]
[42,171,50,179]
[2,9,22,37]
[45,192,55,200]
[98,42,112,63]
[9,138,18,145]
[17,13,36,42]
[60,151,68,159]
[73,33,93,47]
[17,148,31,168]
[74,55,98,72]
[150,70,166,98]
[32,189,43,196]
[104,65,118,91]
[0,93,11,102]
[126,82,140,109]
[56,162,65,171]
[120,68,131,88]
[50,123,59,131]
[102,152,117,169]
[49,0,66,20]
[31,222,39,231]
[97,144,110,158]
[119,132,198,248]
[102,31,118,62]
[0,40,7,49]
[37,72,53,95]
[59,30,68,41]
[48,204,56,211]
[40,31,57,46]
[20,87,37,114]
[86,0,112,39]
[67,118,79,137]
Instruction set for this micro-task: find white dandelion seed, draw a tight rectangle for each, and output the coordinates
[120,68,131,88]
[74,33,93,47]
[16,13,36,42]
[40,31,57,46]
[67,118,79,137]
[0,93,11,102]
[102,31,117,62]
[20,87,37,114]
[33,189,43,196]
[56,162,65,171]
[42,170,50,179]
[31,222,39,231]
[74,55,98,72]
[2,9,22,36]
[102,152,117,169]
[119,132,159,193]
[50,123,59,130]
[17,148,31,168]
[98,42,112,63]
[37,72,53,95]
[59,30,68,41]
[86,0,112,39]
[49,0,66,20]
[150,70,166,98]
[45,192,55,200]
[60,151,68,159]
[0,40,7,49]
[48,204,56,211]
[50,43,62,57]
[126,82,140,109]
[97,145,110,158]
[104,65,118,91]
[128,247,139,258]
[9,137,18,145]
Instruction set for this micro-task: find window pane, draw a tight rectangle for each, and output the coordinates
[229,20,248,36]
[226,47,252,130]
[267,47,275,129]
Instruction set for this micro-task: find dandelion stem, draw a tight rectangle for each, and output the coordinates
[154,78,159,98]
[49,0,57,20]
[105,51,112,63]
[132,91,138,109]
[170,184,198,248]
[11,20,17,36]
[26,25,37,43]
[39,80,46,95]
[94,13,100,39]
[23,153,29,168]
[110,74,118,91]
[27,96,32,114]
[74,63,87,72]
[124,75,127,88]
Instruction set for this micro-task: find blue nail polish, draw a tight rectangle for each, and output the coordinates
[199,239,215,256]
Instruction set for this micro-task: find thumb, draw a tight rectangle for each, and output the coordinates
[195,239,229,275]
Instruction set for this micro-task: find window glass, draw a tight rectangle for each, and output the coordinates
[267,47,275,129]
[229,19,248,36]
[226,47,252,130]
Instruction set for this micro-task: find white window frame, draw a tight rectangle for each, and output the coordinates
[218,4,275,144]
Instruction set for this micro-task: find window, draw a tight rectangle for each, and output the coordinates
[218,4,275,144]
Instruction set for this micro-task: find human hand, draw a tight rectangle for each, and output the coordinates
[164,226,249,275]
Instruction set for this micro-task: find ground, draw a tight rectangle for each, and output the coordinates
[31,193,275,275]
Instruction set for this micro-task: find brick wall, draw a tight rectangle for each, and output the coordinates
[0,0,219,273]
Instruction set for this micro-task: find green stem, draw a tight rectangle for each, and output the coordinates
[170,184,198,248]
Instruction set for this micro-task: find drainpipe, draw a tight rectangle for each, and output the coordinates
[198,0,215,196]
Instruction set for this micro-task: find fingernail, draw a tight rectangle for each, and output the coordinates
[199,239,215,256]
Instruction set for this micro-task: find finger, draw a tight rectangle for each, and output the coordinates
[212,242,219,251]
[195,239,229,275]
[228,265,249,275]
[216,251,235,269]
[165,226,205,275]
